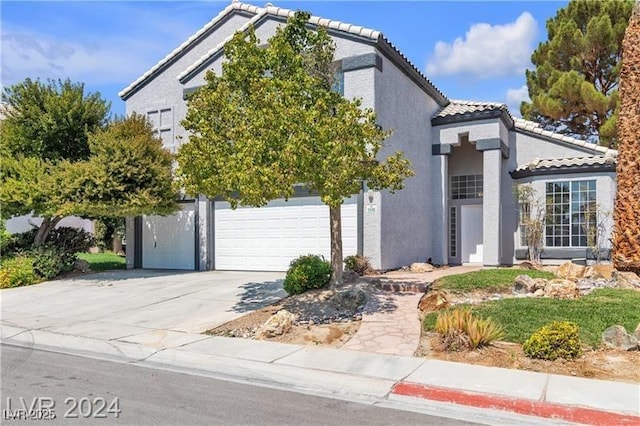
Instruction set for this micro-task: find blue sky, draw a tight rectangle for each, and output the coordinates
[1,1,567,117]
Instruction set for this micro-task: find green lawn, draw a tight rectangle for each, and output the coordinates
[424,288,640,348]
[77,252,126,271]
[432,268,555,294]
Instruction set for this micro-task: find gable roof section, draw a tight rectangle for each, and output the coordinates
[511,154,617,178]
[119,2,247,100]
[120,1,447,105]
[432,100,617,157]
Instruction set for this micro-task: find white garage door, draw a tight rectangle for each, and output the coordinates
[214,197,358,271]
[142,203,196,270]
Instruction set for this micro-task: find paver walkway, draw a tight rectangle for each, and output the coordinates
[343,266,483,356]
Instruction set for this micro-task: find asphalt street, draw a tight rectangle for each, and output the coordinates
[1,344,476,425]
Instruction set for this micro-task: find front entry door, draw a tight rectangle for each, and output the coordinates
[461,205,483,263]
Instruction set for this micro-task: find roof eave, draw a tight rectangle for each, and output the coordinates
[510,163,616,179]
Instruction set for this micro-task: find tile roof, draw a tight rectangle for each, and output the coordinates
[433,101,618,157]
[121,1,447,104]
[511,154,617,178]
[513,117,615,156]
[434,99,508,119]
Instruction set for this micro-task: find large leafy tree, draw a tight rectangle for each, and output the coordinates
[613,1,640,273]
[1,79,178,244]
[522,0,634,148]
[178,12,413,285]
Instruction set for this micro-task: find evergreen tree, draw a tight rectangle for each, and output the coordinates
[522,0,634,148]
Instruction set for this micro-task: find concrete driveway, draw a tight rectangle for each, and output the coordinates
[1,270,285,347]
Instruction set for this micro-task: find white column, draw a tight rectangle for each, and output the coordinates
[197,198,210,271]
[482,149,501,266]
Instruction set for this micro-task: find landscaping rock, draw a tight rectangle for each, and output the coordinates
[555,262,586,281]
[575,277,616,295]
[533,289,545,297]
[303,325,344,345]
[612,271,640,290]
[543,279,579,299]
[518,261,541,270]
[255,310,296,339]
[73,259,90,273]
[418,291,449,312]
[342,269,360,284]
[634,324,640,342]
[602,325,639,351]
[329,288,367,311]
[410,262,434,273]
[513,275,547,294]
[583,264,614,280]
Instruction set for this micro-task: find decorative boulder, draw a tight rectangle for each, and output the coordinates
[555,262,586,281]
[514,275,536,294]
[602,325,639,351]
[342,269,360,284]
[513,275,547,294]
[612,271,640,290]
[543,279,579,299]
[418,291,449,312]
[583,264,614,280]
[73,259,91,273]
[634,324,640,342]
[329,288,367,311]
[255,310,296,339]
[410,262,434,273]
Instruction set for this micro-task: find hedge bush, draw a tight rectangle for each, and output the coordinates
[0,256,38,289]
[523,321,583,360]
[344,255,374,276]
[283,254,332,295]
[31,247,67,280]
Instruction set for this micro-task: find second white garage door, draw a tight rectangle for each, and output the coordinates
[214,197,358,271]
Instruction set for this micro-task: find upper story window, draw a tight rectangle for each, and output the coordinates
[545,180,596,247]
[450,174,483,200]
[147,108,174,153]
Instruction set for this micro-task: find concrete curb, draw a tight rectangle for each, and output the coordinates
[391,382,640,425]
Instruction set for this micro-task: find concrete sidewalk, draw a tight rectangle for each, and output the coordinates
[2,326,638,425]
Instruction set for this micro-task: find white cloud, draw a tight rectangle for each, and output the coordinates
[505,85,530,116]
[426,12,537,79]
[1,28,160,87]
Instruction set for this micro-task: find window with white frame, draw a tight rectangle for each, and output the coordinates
[450,174,483,200]
[545,180,596,247]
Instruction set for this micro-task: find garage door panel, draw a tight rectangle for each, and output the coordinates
[215,197,357,271]
[142,204,195,270]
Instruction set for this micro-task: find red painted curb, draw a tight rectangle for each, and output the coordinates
[392,382,640,425]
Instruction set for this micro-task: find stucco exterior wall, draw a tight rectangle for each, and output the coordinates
[125,12,253,150]
[374,53,440,270]
[512,131,601,166]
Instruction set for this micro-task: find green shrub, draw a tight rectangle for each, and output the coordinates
[283,254,332,295]
[31,247,67,280]
[0,256,39,289]
[2,228,38,255]
[523,321,583,360]
[344,254,374,276]
[46,227,94,257]
[0,221,12,255]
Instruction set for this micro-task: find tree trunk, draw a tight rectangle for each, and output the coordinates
[613,2,640,273]
[34,216,62,245]
[112,234,123,254]
[329,204,343,288]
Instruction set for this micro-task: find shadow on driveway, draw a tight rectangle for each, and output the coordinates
[231,280,286,313]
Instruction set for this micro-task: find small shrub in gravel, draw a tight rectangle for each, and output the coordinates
[344,255,375,276]
[523,321,582,360]
[283,254,331,295]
